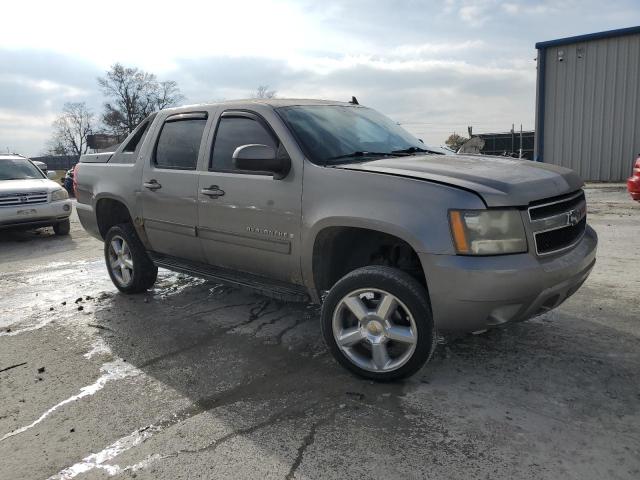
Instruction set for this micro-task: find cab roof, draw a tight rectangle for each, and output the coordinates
[0,153,28,160]
[160,98,356,115]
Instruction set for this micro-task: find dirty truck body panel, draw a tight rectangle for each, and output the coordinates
[76,99,597,335]
[338,154,584,207]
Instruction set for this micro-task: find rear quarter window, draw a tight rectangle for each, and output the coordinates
[109,119,153,164]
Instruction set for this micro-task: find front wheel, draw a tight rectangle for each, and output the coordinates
[53,219,70,236]
[321,266,436,381]
[104,223,158,293]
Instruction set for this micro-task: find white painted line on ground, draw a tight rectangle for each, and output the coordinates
[48,426,163,479]
[0,359,140,442]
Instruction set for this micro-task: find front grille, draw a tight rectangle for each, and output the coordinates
[535,217,586,254]
[529,190,585,220]
[528,189,587,255]
[0,191,48,207]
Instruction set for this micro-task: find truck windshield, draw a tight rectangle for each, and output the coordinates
[0,159,45,180]
[276,105,437,165]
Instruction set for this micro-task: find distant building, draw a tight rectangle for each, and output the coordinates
[30,155,79,172]
[535,26,640,181]
[477,129,534,159]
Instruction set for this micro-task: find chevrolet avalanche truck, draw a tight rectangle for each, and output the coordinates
[75,99,597,381]
[1,154,72,234]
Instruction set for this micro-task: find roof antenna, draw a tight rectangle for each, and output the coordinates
[349,96,359,105]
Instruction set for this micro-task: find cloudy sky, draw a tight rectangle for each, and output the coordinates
[2,0,639,155]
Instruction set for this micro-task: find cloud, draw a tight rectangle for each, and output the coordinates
[391,40,486,57]
[166,50,536,147]
[2,0,640,154]
[502,1,556,15]
[459,2,494,26]
[0,109,56,155]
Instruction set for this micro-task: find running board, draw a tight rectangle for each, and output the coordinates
[149,252,309,303]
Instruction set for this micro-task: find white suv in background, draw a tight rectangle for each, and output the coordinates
[0,154,72,235]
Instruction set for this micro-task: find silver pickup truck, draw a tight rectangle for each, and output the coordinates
[76,99,597,380]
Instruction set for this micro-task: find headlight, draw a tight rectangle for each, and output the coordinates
[51,188,69,201]
[449,209,527,255]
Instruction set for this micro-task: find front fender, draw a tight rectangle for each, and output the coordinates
[300,162,485,296]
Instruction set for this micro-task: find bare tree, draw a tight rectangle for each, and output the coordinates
[252,85,277,99]
[47,102,94,156]
[98,63,184,135]
[155,81,182,110]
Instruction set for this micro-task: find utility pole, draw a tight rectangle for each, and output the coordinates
[519,124,523,159]
[511,123,515,157]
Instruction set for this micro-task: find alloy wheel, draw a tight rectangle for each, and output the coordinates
[107,235,134,286]
[332,288,418,373]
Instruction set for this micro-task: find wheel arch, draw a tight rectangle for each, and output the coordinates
[94,195,135,240]
[304,218,428,302]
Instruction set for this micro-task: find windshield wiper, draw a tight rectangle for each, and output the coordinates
[325,151,410,166]
[327,151,394,160]
[391,146,429,154]
[392,146,445,155]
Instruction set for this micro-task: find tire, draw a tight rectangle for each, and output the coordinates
[53,219,70,236]
[321,266,436,381]
[104,223,158,293]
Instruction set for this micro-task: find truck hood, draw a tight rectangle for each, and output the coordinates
[336,154,583,207]
[0,178,60,194]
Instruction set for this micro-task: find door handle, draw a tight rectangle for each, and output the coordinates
[144,180,162,190]
[200,186,225,198]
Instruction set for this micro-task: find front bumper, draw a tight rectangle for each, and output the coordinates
[420,225,598,332]
[0,200,72,230]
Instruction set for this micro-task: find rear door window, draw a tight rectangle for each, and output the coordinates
[155,117,207,170]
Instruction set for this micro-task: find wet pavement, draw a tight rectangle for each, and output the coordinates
[1,189,639,479]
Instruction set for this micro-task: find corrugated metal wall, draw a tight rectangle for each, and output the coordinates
[541,33,640,181]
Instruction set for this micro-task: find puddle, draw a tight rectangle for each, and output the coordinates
[0,260,113,331]
[153,271,208,297]
[0,262,208,334]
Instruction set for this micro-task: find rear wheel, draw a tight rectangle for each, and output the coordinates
[104,223,157,293]
[53,219,70,236]
[321,266,436,381]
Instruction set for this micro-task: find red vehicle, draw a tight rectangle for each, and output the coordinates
[628,154,640,201]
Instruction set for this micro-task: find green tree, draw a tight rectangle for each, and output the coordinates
[445,133,468,152]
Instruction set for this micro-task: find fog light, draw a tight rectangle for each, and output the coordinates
[63,204,71,212]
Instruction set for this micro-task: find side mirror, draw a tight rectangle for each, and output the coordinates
[232,144,290,179]
[47,170,57,179]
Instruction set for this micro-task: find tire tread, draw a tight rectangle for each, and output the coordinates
[104,223,157,293]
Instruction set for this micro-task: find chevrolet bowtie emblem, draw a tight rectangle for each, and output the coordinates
[567,209,580,226]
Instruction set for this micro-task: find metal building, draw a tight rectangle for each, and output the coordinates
[534,26,640,181]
